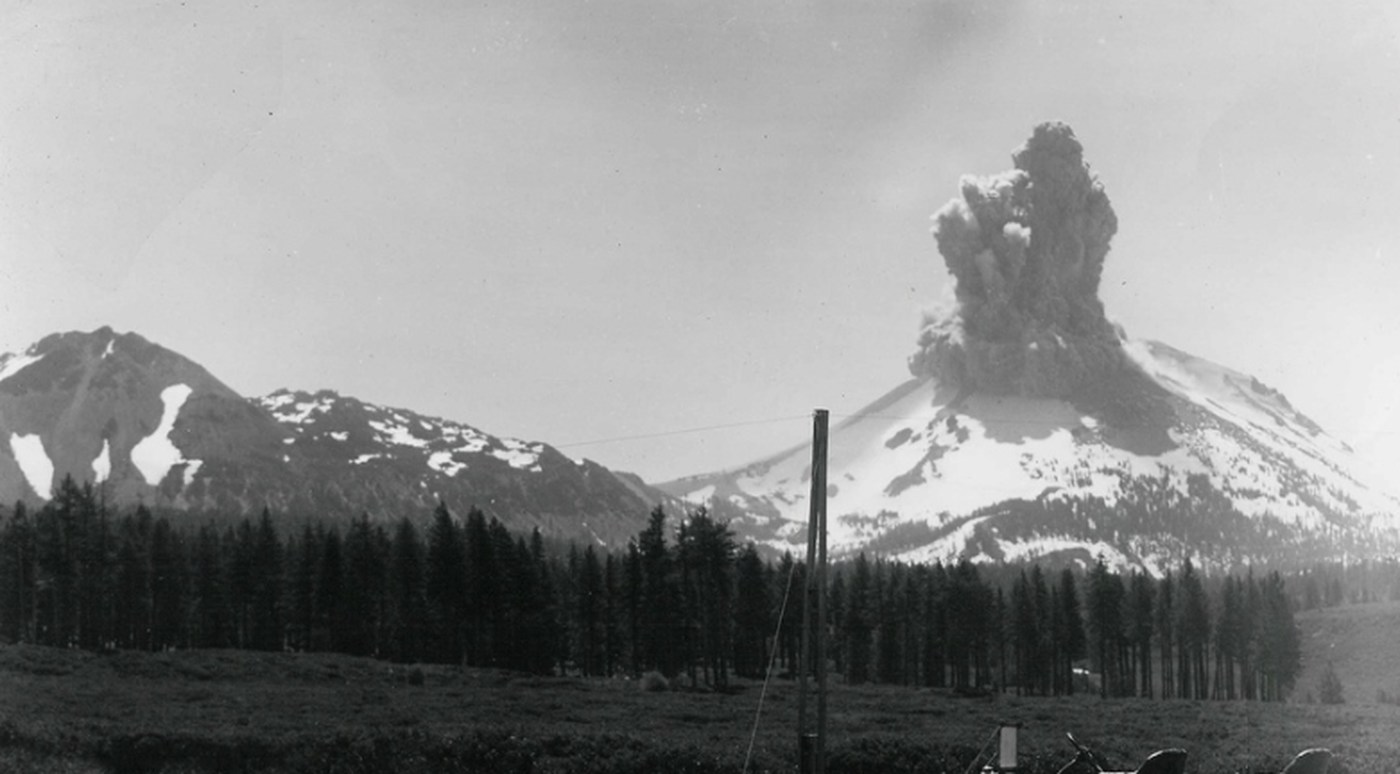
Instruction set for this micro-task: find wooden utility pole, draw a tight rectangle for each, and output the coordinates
[798,408,829,774]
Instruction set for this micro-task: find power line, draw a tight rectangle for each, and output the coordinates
[555,402,1335,452]
[556,414,812,449]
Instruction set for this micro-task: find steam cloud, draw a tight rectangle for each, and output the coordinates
[909,122,1126,398]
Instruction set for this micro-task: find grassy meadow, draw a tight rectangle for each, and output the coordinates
[2,641,1399,774]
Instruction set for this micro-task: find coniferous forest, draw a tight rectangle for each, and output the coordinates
[5,473,1392,703]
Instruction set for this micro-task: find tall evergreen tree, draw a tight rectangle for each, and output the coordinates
[576,544,605,676]
[1085,558,1125,697]
[287,525,319,652]
[922,563,948,688]
[1177,559,1211,699]
[636,506,682,677]
[0,502,37,643]
[149,518,184,650]
[1057,568,1086,695]
[462,508,496,666]
[388,517,427,663]
[343,514,386,656]
[114,510,153,650]
[314,527,346,653]
[675,508,735,688]
[1127,571,1155,698]
[249,509,283,651]
[844,553,873,685]
[425,502,466,663]
[1254,571,1301,700]
[192,522,231,649]
[1155,570,1175,699]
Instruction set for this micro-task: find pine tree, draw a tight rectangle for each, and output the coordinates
[314,527,345,653]
[1254,571,1301,700]
[524,529,560,675]
[1011,570,1037,694]
[192,522,231,649]
[675,508,734,688]
[249,509,283,651]
[388,517,427,663]
[1057,568,1086,695]
[826,568,847,677]
[947,560,992,689]
[623,540,643,676]
[1155,570,1175,699]
[602,552,623,677]
[732,543,771,679]
[36,476,85,647]
[1085,557,1125,697]
[1127,571,1155,698]
[637,506,681,677]
[343,514,386,656]
[149,518,184,650]
[0,502,37,643]
[922,563,948,688]
[844,553,873,685]
[425,503,466,663]
[776,552,802,677]
[227,519,255,648]
[1177,559,1211,699]
[114,511,153,649]
[1213,577,1241,700]
[75,481,109,650]
[287,525,319,652]
[462,508,495,666]
[576,545,605,676]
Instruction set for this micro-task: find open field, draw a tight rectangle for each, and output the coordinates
[2,642,1398,774]
[1295,600,1400,705]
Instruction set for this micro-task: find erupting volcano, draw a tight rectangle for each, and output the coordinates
[661,123,1400,573]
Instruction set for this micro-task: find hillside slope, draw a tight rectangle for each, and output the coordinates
[0,327,666,542]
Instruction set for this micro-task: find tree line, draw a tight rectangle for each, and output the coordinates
[0,475,1320,700]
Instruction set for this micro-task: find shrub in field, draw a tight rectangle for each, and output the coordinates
[641,671,670,692]
[1318,662,1345,705]
[409,666,426,686]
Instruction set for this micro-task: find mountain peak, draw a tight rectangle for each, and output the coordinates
[0,329,670,545]
[662,124,1400,573]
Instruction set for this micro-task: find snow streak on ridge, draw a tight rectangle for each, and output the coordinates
[9,433,53,500]
[130,384,197,486]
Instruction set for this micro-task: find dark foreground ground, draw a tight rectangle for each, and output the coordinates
[2,644,1397,773]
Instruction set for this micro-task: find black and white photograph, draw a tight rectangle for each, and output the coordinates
[1,1,1399,771]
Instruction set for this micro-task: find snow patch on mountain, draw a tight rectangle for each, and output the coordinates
[9,433,53,499]
[369,417,430,449]
[493,438,543,471]
[0,350,44,383]
[93,439,111,483]
[428,450,467,476]
[130,384,199,486]
[259,391,335,425]
[258,388,549,476]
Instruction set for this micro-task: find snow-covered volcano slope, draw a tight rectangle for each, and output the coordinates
[661,339,1400,573]
[661,121,1400,573]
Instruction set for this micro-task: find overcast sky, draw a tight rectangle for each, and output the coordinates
[3,0,1399,485]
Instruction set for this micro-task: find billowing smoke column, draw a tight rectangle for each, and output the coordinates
[909,122,1126,398]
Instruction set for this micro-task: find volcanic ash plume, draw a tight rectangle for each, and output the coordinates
[909,122,1126,398]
